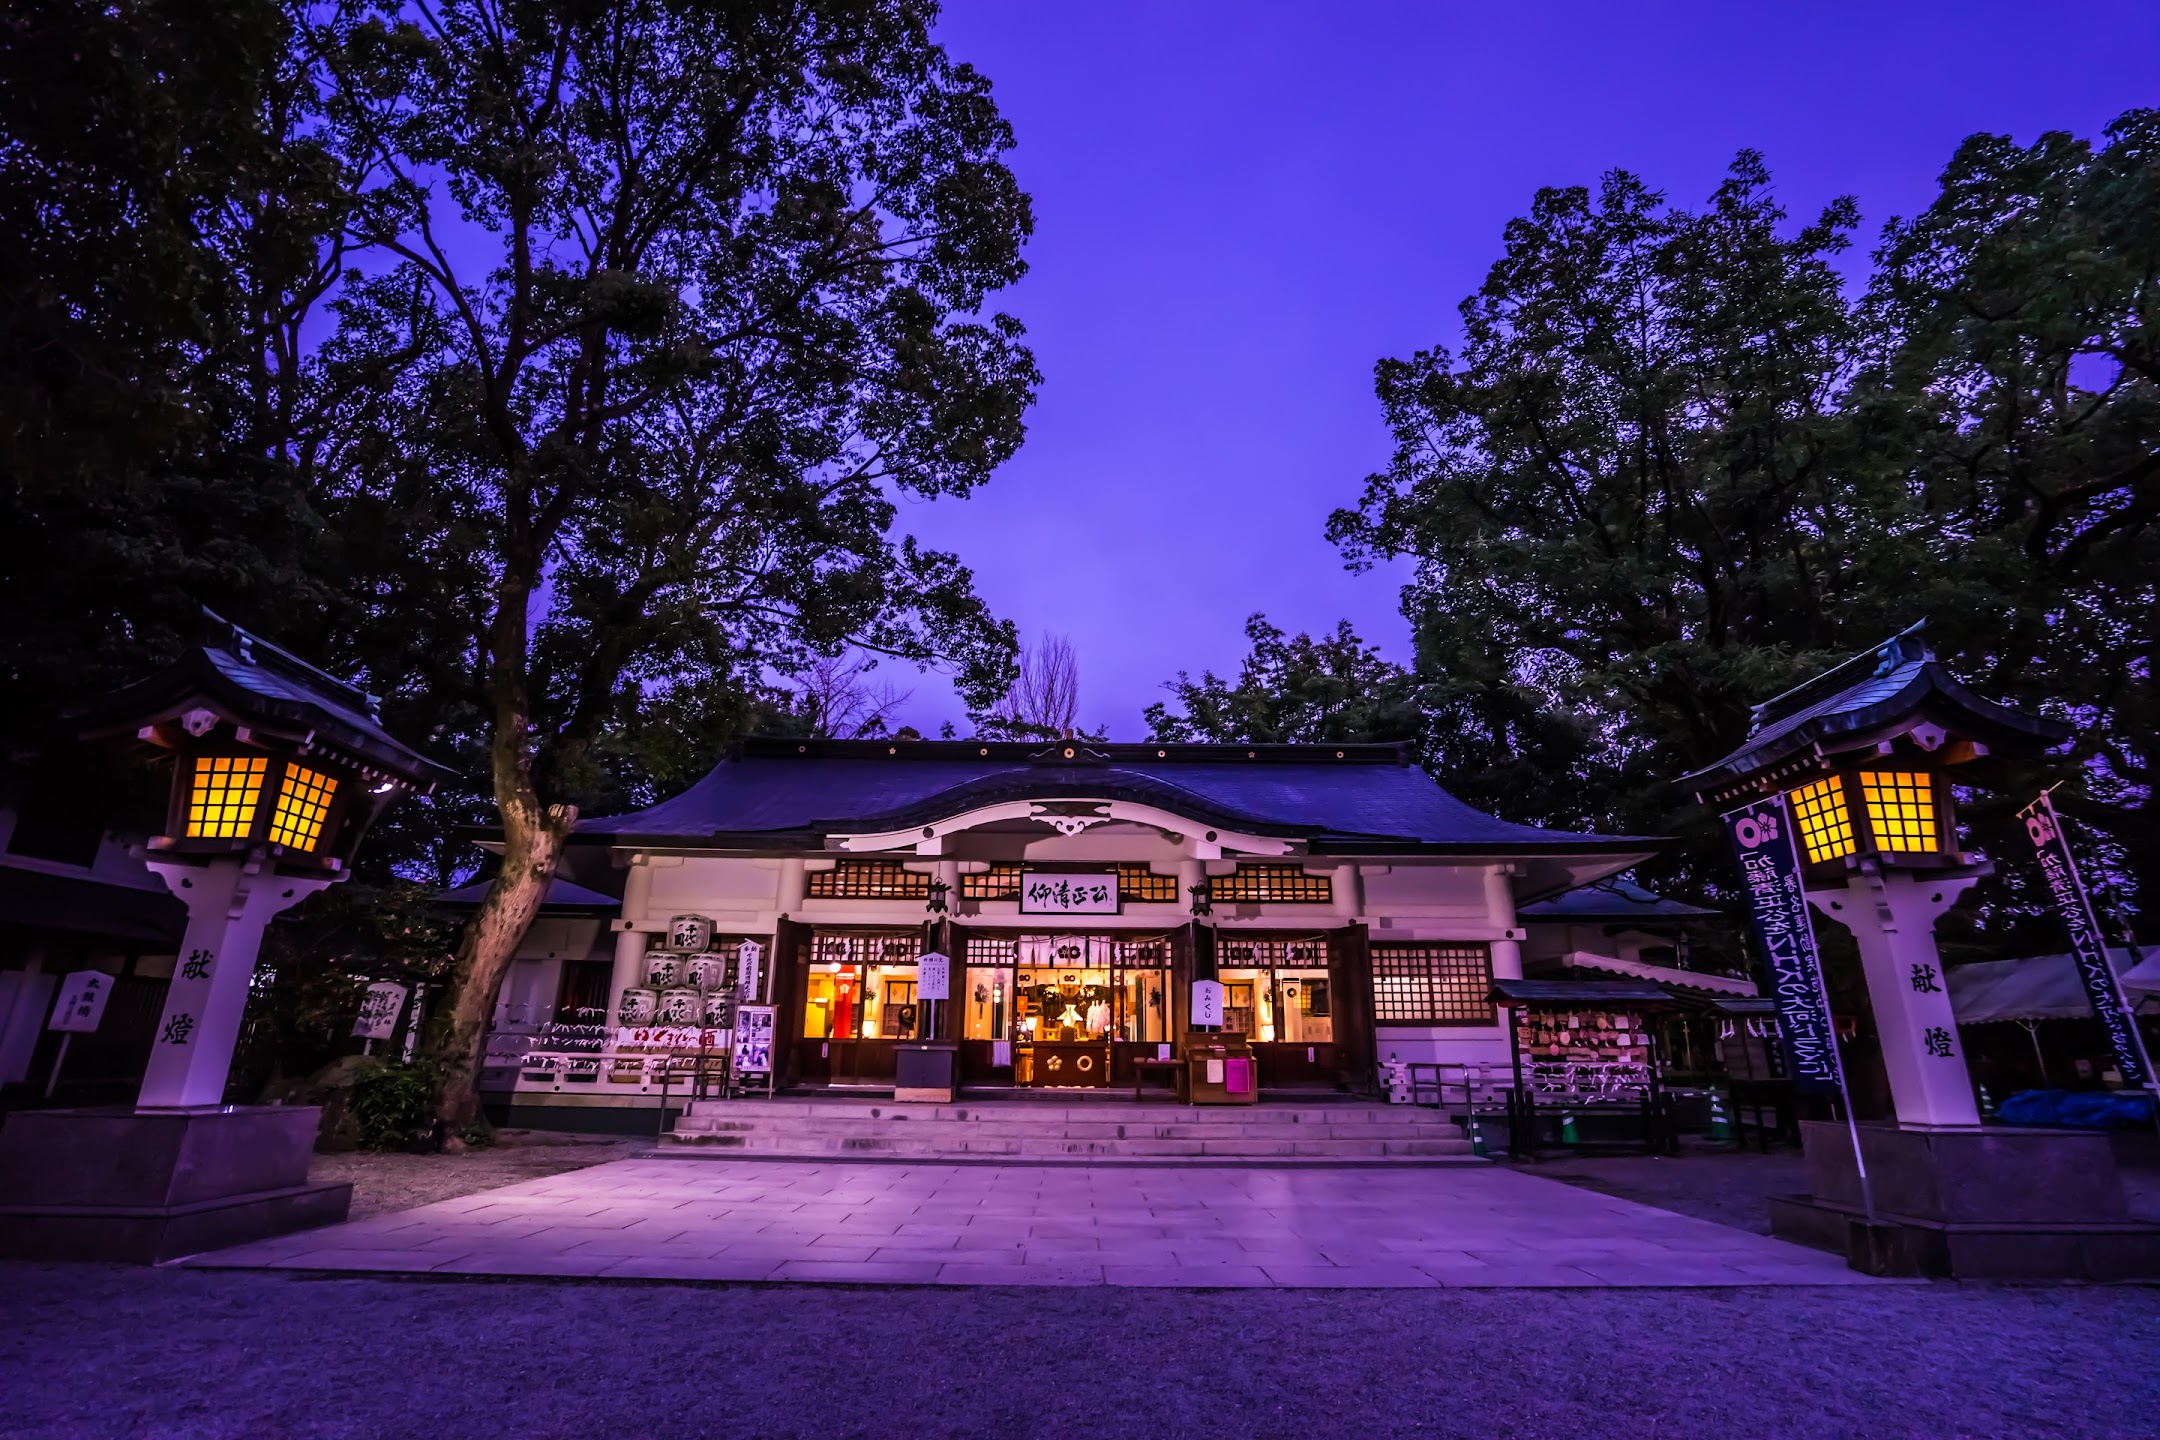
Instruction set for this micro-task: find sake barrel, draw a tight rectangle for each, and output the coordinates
[658,987,701,1026]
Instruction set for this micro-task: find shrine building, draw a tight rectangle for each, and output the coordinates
[482,737,1663,1119]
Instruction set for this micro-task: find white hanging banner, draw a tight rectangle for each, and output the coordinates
[736,939,763,1002]
[917,951,952,1001]
[1190,979,1225,1028]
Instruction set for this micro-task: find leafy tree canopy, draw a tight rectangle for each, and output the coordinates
[301,0,1038,1123]
[1145,614,1423,747]
[1333,124,2159,945]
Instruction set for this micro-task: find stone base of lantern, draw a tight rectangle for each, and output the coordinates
[0,1105,349,1264]
[1769,1120,2160,1279]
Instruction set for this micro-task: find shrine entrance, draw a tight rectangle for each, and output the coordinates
[1217,935,1340,1087]
[956,932,1181,1088]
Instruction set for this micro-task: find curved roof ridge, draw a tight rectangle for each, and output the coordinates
[573,744,1653,855]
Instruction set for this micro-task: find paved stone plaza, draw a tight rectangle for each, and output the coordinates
[188,1156,1885,1286]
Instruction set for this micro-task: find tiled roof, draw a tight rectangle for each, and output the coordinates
[440,877,620,911]
[80,612,446,786]
[574,739,1653,855]
[1518,877,1720,922]
[1681,622,2071,791]
[1490,978,1678,1007]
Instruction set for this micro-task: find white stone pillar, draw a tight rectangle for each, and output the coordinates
[1810,869,1982,1128]
[1484,865,1524,980]
[140,859,336,1110]
[777,856,807,915]
[606,929,649,1029]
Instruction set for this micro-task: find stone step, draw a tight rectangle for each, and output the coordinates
[668,1117,1463,1142]
[660,1130,1474,1161]
[656,1096,1479,1162]
[677,1101,1446,1126]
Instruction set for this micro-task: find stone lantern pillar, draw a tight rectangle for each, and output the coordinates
[0,615,444,1262]
[1686,622,2160,1278]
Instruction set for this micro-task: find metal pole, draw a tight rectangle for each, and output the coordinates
[42,1032,73,1102]
[2020,1019,2047,1086]
[1775,794,1879,1226]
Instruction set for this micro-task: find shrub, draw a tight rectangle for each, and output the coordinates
[348,1060,438,1152]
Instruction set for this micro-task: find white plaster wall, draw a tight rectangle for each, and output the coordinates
[494,956,562,1030]
[643,857,782,917]
[1373,1026,1515,1072]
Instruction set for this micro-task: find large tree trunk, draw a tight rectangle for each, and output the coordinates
[432,791,577,1133]
[433,557,575,1134]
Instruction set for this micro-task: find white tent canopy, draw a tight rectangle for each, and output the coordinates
[1948,947,2147,1024]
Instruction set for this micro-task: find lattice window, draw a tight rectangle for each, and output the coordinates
[812,932,922,965]
[1860,771,1938,853]
[1216,936,1331,969]
[267,765,338,851]
[1116,864,1179,903]
[186,755,268,839]
[961,864,1022,901]
[807,860,931,899]
[1114,935,1174,967]
[1370,943,1493,1024]
[1789,777,1855,863]
[1210,864,1332,903]
[965,935,1019,965]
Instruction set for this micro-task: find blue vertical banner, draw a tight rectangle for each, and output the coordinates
[1722,795,1846,1095]
[2019,792,2152,1090]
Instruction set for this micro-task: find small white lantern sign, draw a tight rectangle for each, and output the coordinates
[352,981,408,1041]
[736,939,763,1002]
[917,951,951,1002]
[668,914,715,953]
[1191,979,1225,1029]
[49,971,114,1034]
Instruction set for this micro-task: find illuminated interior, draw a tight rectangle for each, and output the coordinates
[1860,771,1939,852]
[185,755,269,838]
[801,934,925,1041]
[267,764,339,851]
[1788,776,1856,863]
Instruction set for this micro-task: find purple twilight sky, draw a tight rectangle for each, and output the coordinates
[888,1,2160,739]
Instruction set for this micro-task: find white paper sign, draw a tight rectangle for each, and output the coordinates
[992,1039,1012,1067]
[733,1004,776,1075]
[736,939,763,1001]
[1191,979,1225,1028]
[1205,1058,1225,1084]
[917,951,951,1001]
[1019,871,1119,914]
[352,981,408,1040]
[49,971,114,1034]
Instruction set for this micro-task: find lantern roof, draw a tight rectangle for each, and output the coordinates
[1681,621,2072,799]
[79,611,446,789]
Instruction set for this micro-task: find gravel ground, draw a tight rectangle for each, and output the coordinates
[309,1133,641,1220]
[2,1263,2155,1439]
[1507,1146,1811,1234]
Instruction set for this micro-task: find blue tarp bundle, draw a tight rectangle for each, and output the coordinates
[1995,1089,2155,1130]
